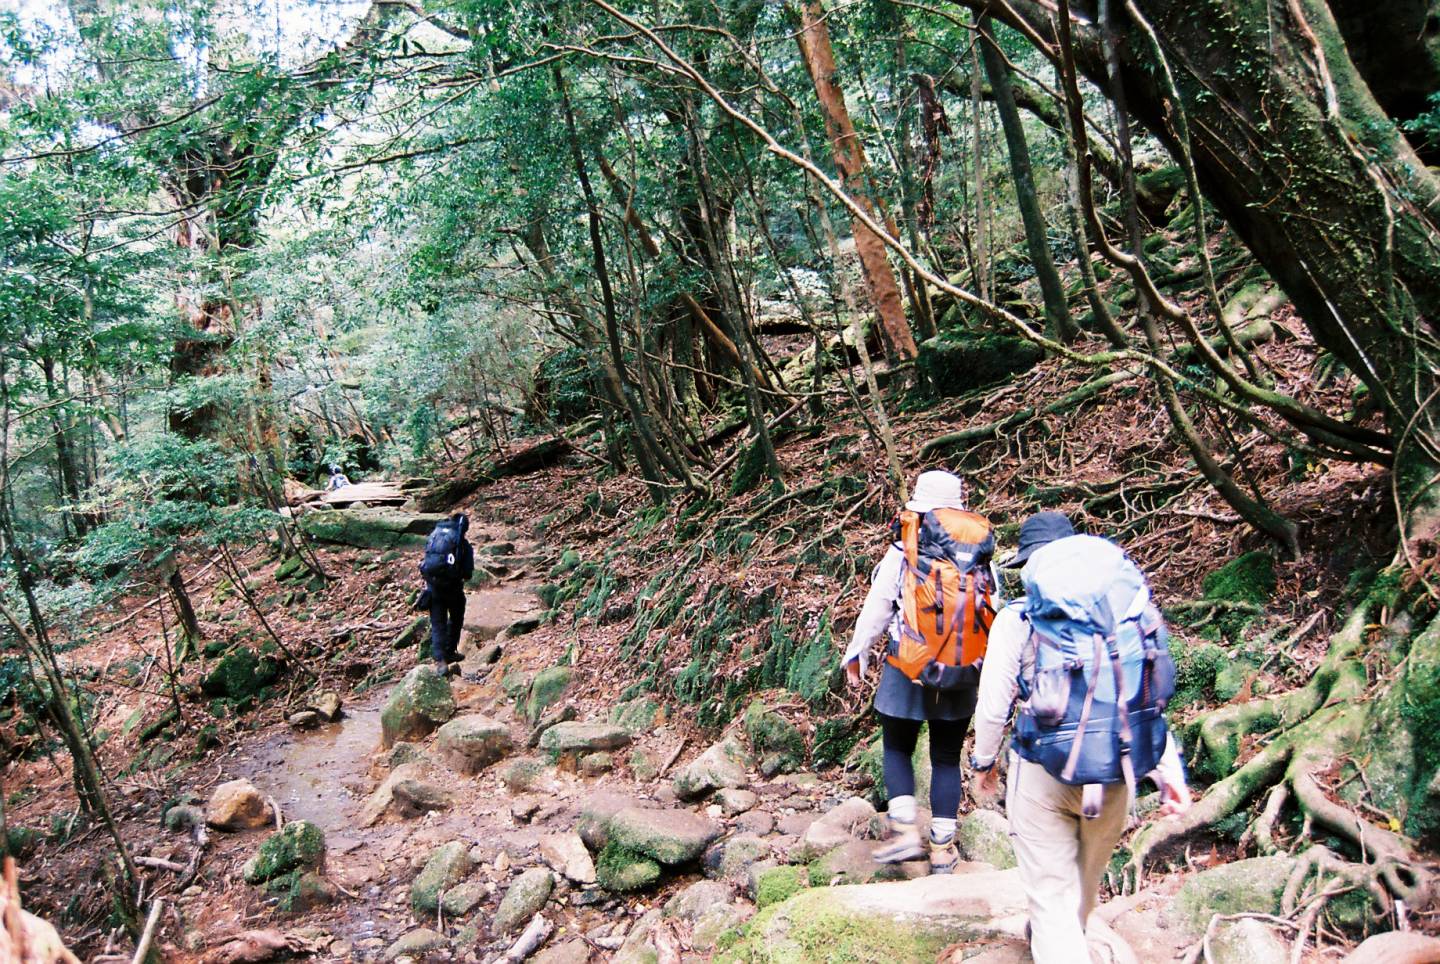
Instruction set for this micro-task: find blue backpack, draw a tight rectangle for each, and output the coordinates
[1012,535,1175,794]
[419,522,463,586]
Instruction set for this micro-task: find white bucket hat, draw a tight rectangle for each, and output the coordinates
[905,470,966,513]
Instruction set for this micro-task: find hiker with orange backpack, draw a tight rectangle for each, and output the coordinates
[842,470,998,874]
[969,512,1191,962]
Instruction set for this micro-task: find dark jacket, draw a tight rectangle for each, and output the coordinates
[421,514,475,593]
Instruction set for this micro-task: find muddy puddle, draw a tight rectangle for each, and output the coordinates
[232,696,384,832]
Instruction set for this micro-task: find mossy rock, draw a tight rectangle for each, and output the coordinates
[243,821,326,885]
[525,666,573,724]
[1171,856,1296,937]
[298,508,444,550]
[265,870,339,913]
[915,333,1044,397]
[718,871,1026,963]
[611,697,662,735]
[957,810,1016,869]
[380,666,456,749]
[755,865,806,908]
[1171,638,1228,709]
[597,841,663,893]
[745,701,806,774]
[200,648,283,701]
[411,841,476,914]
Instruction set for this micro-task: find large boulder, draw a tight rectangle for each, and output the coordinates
[435,715,512,774]
[359,763,456,826]
[957,809,1016,869]
[673,736,750,801]
[539,722,632,755]
[608,807,722,866]
[726,870,1027,960]
[1170,856,1297,937]
[200,648,283,702]
[380,666,456,748]
[492,867,555,935]
[663,880,732,921]
[703,834,772,881]
[243,821,326,885]
[206,779,272,831]
[299,508,445,550]
[576,792,643,851]
[384,929,447,961]
[411,841,476,914]
[916,332,1044,397]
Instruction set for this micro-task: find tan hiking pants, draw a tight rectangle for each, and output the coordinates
[1005,756,1129,964]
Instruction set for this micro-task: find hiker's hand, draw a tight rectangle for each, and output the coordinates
[971,767,1001,807]
[1158,781,1191,818]
[844,660,862,688]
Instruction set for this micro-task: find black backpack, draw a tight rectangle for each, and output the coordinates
[419,522,463,585]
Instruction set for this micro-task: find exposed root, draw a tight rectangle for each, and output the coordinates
[1238,782,1290,856]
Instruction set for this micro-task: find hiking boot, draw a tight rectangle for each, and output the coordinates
[433,658,450,676]
[928,835,959,875]
[871,818,924,864]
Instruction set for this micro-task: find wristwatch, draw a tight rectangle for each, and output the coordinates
[969,754,996,773]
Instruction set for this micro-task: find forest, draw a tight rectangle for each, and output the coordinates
[0,0,1437,960]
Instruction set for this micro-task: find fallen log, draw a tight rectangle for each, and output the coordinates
[417,437,573,511]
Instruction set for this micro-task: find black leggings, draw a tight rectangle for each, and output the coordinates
[429,590,466,662]
[880,713,970,821]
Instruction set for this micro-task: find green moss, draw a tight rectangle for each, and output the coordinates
[745,701,806,772]
[915,333,1044,398]
[730,437,771,497]
[1203,552,1277,605]
[755,865,805,909]
[717,891,959,963]
[243,821,326,885]
[525,666,573,723]
[1171,638,1227,709]
[596,841,662,893]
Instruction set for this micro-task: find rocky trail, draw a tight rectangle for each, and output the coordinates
[120,507,1344,964]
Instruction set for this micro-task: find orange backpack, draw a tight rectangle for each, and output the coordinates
[887,508,997,680]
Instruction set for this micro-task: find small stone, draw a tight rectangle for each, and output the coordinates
[539,831,597,884]
[493,867,555,935]
[596,847,661,893]
[579,752,613,776]
[288,710,321,729]
[435,714,513,774]
[539,722,632,755]
[387,742,430,768]
[532,939,591,964]
[206,779,272,831]
[627,748,659,782]
[384,928,447,961]
[672,736,750,801]
[330,941,352,959]
[736,810,775,836]
[512,797,543,822]
[703,834,771,881]
[411,841,476,914]
[495,851,512,873]
[717,788,759,815]
[501,757,548,793]
[164,804,205,834]
[441,880,489,917]
[312,691,343,722]
[663,880,731,921]
[691,903,752,952]
[476,643,503,665]
[358,764,455,827]
[265,870,340,913]
[795,796,876,860]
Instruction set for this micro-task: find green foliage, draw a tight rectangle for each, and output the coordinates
[1202,552,1277,605]
[1170,638,1227,709]
[754,865,805,908]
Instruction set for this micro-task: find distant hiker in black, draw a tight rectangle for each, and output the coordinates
[419,513,474,674]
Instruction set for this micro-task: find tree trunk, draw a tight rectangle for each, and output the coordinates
[977,16,1079,342]
[795,0,918,361]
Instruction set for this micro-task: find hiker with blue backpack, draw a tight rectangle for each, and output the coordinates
[842,470,999,874]
[418,512,475,675]
[969,511,1191,962]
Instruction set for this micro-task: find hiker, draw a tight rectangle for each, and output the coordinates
[326,464,352,491]
[841,470,998,873]
[969,511,1191,963]
[418,512,475,674]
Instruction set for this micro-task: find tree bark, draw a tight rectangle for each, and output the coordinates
[795,0,918,361]
[978,17,1079,342]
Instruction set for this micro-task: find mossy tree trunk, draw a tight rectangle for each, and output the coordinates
[940,0,1440,909]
